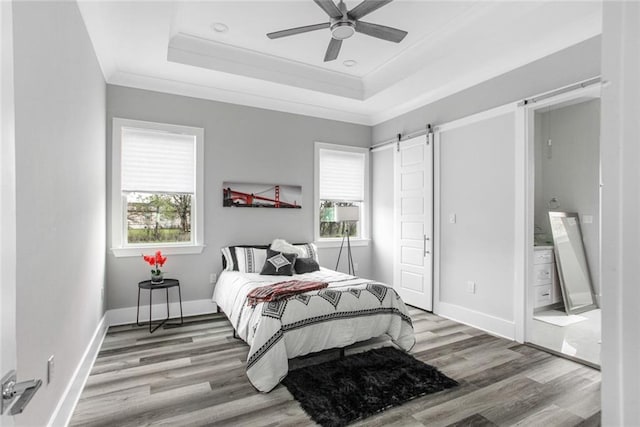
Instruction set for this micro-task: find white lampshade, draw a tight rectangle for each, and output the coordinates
[334,206,360,222]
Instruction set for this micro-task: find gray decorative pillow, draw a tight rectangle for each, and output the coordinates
[260,249,297,276]
[294,257,320,274]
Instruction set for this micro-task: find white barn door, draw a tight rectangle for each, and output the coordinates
[394,134,433,311]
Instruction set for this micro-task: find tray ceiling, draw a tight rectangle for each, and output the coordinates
[78,1,602,125]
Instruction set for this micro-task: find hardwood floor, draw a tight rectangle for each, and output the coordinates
[70,307,601,426]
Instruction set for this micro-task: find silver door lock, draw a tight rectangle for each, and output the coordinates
[1,370,41,415]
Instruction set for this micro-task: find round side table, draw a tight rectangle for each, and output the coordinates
[136,279,184,333]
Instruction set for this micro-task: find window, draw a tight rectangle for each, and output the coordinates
[111,118,204,256]
[314,142,369,245]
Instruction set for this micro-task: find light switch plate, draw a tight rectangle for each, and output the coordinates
[583,215,593,224]
[47,356,54,384]
[467,281,476,293]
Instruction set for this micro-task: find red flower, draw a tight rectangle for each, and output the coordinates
[142,251,168,274]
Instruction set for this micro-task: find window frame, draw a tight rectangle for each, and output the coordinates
[111,118,204,257]
[314,142,370,248]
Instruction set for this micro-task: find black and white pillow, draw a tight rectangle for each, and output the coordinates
[260,249,297,276]
[222,242,318,272]
[221,246,268,273]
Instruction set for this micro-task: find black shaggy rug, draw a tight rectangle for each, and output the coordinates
[282,346,458,427]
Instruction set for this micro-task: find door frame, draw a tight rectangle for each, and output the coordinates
[518,83,602,344]
[1,0,17,423]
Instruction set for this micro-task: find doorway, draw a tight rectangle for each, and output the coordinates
[524,86,601,367]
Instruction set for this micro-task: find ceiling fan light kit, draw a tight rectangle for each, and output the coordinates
[266,0,408,62]
[331,21,355,40]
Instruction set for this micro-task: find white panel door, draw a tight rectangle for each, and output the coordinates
[394,134,433,311]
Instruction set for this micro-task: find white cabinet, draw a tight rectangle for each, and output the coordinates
[532,247,562,309]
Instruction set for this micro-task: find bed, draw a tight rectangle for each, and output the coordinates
[212,243,416,392]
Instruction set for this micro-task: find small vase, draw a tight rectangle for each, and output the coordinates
[151,272,164,284]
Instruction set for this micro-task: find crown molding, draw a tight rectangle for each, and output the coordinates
[107,71,374,126]
[168,32,364,101]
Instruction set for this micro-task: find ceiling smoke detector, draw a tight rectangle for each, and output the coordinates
[212,22,229,33]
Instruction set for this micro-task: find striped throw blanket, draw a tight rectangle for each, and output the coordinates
[247,280,328,306]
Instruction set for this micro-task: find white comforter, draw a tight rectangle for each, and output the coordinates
[212,268,415,392]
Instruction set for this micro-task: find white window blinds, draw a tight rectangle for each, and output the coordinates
[319,148,365,201]
[121,127,196,194]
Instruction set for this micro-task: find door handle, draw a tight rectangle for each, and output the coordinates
[1,370,42,415]
[424,235,430,256]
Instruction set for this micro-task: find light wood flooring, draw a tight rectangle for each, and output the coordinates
[70,307,601,426]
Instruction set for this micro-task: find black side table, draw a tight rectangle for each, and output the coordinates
[137,279,184,333]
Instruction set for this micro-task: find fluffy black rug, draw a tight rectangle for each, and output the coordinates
[282,346,458,427]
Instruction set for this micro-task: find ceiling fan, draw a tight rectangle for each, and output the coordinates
[266,0,408,62]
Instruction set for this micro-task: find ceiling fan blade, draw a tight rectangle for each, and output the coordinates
[313,0,343,19]
[348,0,393,20]
[324,38,342,62]
[355,21,407,43]
[267,22,330,39]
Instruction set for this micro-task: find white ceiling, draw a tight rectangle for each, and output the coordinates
[78,1,602,125]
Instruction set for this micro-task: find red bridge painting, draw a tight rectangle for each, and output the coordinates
[223,182,301,208]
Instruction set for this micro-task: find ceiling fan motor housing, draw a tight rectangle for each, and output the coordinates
[330,19,356,40]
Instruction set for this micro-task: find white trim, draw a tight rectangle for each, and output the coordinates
[112,244,205,258]
[313,142,370,243]
[108,71,373,126]
[517,82,602,347]
[433,130,442,314]
[110,118,204,254]
[106,299,217,327]
[513,106,528,344]
[313,239,370,249]
[168,32,364,101]
[47,315,108,427]
[437,302,516,340]
[49,299,219,425]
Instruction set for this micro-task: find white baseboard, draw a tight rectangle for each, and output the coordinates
[436,302,515,340]
[52,299,218,426]
[48,314,108,427]
[106,299,218,327]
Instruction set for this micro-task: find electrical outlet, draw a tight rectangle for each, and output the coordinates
[467,281,476,294]
[354,263,359,272]
[47,355,54,384]
[210,273,217,284]
[449,213,456,224]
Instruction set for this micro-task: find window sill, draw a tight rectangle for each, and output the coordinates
[314,239,370,249]
[111,244,205,258]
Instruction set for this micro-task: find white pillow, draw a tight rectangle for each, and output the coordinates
[270,239,305,257]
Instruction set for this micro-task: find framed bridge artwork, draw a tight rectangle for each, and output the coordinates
[223,182,302,209]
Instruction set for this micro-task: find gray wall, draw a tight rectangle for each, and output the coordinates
[106,85,372,310]
[373,36,601,144]
[534,100,601,298]
[12,2,106,426]
[369,36,601,331]
[438,113,516,321]
[371,147,394,285]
